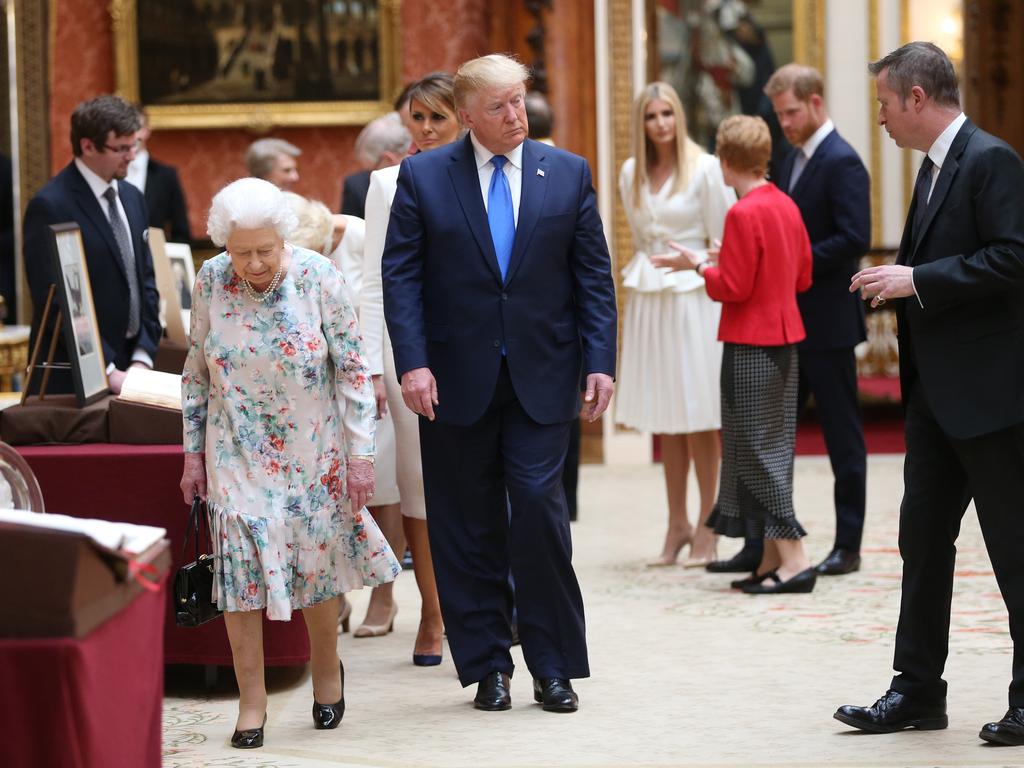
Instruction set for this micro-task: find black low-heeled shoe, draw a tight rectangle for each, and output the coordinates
[230,715,266,749]
[312,660,346,729]
[730,571,773,590]
[741,567,817,594]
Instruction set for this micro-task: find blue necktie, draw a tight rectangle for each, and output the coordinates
[488,155,515,280]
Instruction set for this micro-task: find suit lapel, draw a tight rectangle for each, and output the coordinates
[505,140,548,286]
[777,150,795,194]
[790,130,835,198]
[68,164,130,283]
[446,135,503,284]
[909,120,976,263]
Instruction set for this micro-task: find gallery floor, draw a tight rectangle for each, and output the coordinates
[162,456,1017,768]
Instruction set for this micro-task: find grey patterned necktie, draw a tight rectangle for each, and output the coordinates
[103,186,140,336]
[788,151,807,192]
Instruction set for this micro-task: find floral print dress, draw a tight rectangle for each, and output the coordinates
[182,246,400,620]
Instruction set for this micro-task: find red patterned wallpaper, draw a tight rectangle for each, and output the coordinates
[48,0,491,240]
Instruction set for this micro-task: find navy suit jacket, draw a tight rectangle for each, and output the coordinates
[382,136,617,426]
[896,119,1024,439]
[778,129,870,351]
[24,162,161,375]
[144,157,191,243]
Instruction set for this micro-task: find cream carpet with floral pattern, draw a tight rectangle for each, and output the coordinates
[163,456,1020,768]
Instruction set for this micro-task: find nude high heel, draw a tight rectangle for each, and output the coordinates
[353,602,397,638]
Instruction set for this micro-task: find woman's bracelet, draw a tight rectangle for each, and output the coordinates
[349,454,375,465]
[696,260,708,277]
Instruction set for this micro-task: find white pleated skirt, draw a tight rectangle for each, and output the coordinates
[614,287,723,434]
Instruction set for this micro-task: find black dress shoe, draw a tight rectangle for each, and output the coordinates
[706,547,763,573]
[230,715,266,749]
[473,671,511,711]
[816,548,862,576]
[312,660,345,729]
[834,690,948,733]
[533,678,579,713]
[730,571,772,590]
[980,707,1024,745]
[742,568,816,594]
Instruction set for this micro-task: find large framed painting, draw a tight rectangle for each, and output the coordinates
[111,0,402,129]
[49,224,109,407]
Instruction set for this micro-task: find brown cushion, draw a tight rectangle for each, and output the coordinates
[0,395,111,445]
[107,399,182,445]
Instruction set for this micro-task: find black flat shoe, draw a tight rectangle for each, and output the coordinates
[230,715,266,749]
[312,660,346,729]
[706,547,763,573]
[742,568,817,594]
[815,547,862,575]
[980,707,1024,745]
[473,671,511,711]
[834,690,947,733]
[533,678,578,713]
[730,571,773,590]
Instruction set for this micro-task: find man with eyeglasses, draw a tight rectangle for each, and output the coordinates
[23,94,161,395]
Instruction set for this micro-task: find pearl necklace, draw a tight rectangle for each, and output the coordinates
[241,264,284,303]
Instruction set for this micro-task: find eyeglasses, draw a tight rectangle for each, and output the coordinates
[101,140,139,155]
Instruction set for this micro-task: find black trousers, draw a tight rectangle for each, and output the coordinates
[419,361,588,686]
[796,347,867,552]
[891,384,1024,707]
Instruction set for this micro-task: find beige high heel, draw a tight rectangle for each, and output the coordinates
[337,597,353,634]
[353,602,398,638]
[646,532,693,567]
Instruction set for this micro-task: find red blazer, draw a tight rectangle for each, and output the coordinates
[703,183,812,346]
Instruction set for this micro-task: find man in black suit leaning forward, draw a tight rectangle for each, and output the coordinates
[767,63,870,577]
[383,54,617,713]
[839,42,1024,745]
[24,95,160,395]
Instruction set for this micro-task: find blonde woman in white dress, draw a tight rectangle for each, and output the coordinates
[615,81,736,567]
[361,73,459,665]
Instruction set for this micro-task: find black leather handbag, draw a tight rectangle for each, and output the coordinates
[173,496,222,627]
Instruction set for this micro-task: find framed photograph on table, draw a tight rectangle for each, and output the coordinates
[111,0,402,129]
[49,224,108,407]
[166,242,196,338]
[148,227,189,345]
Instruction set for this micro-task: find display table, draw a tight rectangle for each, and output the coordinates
[16,443,310,665]
[0,578,165,768]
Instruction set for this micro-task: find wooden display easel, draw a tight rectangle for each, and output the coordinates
[20,285,71,405]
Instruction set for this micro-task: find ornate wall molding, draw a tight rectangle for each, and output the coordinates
[609,0,633,368]
[523,0,551,94]
[794,0,826,74]
[868,0,881,247]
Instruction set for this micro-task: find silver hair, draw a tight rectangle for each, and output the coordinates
[354,112,411,168]
[207,177,298,247]
[245,137,302,179]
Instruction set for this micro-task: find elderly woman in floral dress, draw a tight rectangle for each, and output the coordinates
[179,177,400,750]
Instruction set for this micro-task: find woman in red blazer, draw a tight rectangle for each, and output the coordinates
[653,115,816,594]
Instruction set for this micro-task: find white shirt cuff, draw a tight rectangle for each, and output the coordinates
[131,350,154,368]
[909,268,924,309]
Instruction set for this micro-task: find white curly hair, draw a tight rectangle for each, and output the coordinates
[206,177,298,247]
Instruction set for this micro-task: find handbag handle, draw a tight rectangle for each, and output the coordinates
[180,495,211,564]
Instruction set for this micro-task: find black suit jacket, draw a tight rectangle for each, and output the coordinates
[898,119,1024,439]
[144,157,191,242]
[778,129,870,351]
[23,162,161,381]
[340,170,371,217]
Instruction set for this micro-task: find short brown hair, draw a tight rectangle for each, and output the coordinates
[70,95,140,157]
[764,63,824,101]
[715,115,771,177]
[868,41,960,108]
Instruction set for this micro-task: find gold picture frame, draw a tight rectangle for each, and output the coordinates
[111,0,402,130]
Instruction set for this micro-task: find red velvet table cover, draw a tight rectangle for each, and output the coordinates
[16,443,310,665]
[0,580,165,768]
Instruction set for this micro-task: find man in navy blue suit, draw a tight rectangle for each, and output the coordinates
[24,95,161,395]
[767,64,870,576]
[382,54,617,713]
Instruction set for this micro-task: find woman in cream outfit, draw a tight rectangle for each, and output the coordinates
[361,73,459,665]
[284,193,404,635]
[615,81,735,567]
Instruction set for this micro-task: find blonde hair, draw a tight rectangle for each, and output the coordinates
[454,54,530,109]
[715,115,772,177]
[283,192,333,256]
[630,82,704,209]
[764,63,824,101]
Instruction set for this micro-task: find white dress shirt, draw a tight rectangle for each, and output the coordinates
[470,132,523,225]
[925,111,967,203]
[797,118,835,161]
[74,157,152,370]
[125,149,149,195]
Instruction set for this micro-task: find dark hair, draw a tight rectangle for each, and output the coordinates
[525,91,554,139]
[868,41,960,108]
[70,95,140,157]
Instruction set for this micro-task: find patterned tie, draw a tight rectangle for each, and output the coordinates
[912,156,935,240]
[487,155,515,281]
[103,186,140,337]
[788,150,807,193]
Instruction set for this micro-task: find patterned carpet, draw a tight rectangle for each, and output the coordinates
[162,456,1019,767]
